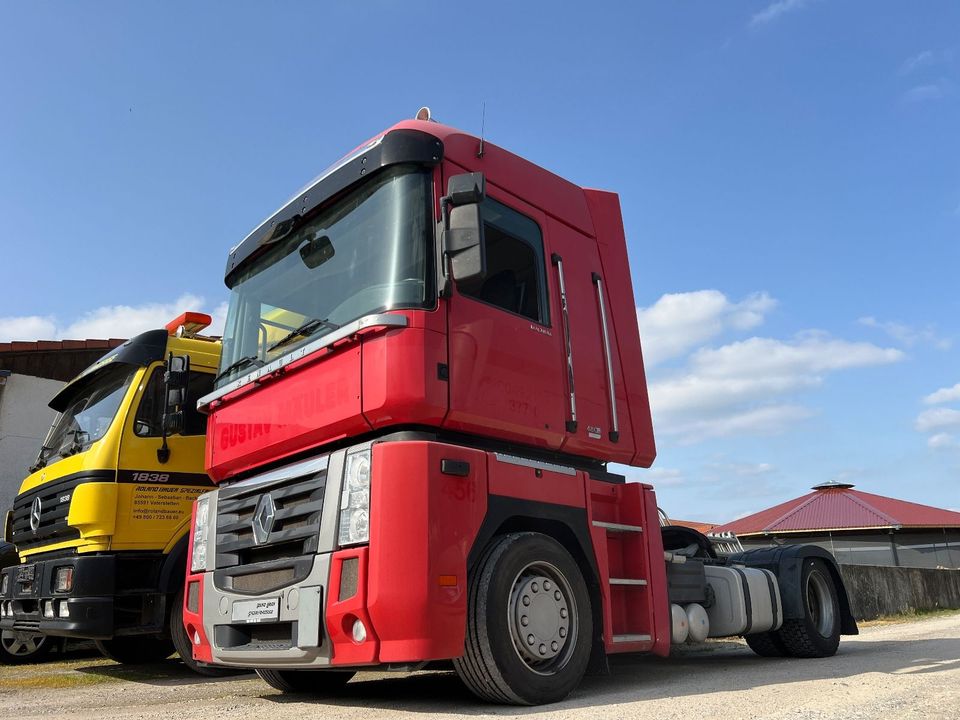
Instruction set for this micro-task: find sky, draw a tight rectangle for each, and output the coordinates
[1,1,958,522]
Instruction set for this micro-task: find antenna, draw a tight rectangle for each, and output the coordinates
[477,102,486,158]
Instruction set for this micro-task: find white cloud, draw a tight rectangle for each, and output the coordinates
[0,315,57,342]
[0,294,225,342]
[915,407,960,433]
[209,301,230,337]
[924,382,960,405]
[645,468,685,487]
[650,333,903,443]
[709,461,776,477]
[859,316,951,350]
[749,0,813,28]
[899,50,936,76]
[637,290,776,366]
[903,82,950,103]
[928,433,959,450]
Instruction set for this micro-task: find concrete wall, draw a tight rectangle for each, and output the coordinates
[0,373,64,516]
[839,564,960,620]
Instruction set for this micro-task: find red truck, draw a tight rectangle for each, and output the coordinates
[182,110,857,705]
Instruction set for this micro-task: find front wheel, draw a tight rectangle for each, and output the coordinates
[256,668,355,694]
[777,559,841,658]
[170,589,238,676]
[0,630,55,664]
[454,532,593,705]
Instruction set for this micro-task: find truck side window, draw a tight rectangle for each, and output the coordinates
[458,197,550,325]
[134,368,215,437]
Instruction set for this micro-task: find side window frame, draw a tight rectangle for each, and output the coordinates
[455,195,551,327]
[132,364,214,438]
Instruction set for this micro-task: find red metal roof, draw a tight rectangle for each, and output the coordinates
[670,519,718,534]
[714,483,960,536]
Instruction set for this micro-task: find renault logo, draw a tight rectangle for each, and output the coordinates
[30,497,42,533]
[252,494,276,545]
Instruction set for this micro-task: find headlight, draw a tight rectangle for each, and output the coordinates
[0,573,8,596]
[338,449,371,547]
[191,495,211,573]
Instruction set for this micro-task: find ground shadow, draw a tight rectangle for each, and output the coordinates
[74,658,255,687]
[256,635,960,715]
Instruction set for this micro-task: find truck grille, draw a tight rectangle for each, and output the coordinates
[11,474,92,551]
[215,466,327,570]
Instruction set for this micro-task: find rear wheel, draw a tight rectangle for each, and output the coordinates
[170,589,238,676]
[0,630,55,664]
[96,635,175,665]
[454,532,593,705]
[777,559,841,658]
[745,631,788,657]
[256,668,355,694]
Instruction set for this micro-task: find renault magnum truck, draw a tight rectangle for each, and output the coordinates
[1,313,228,674]
[183,110,858,704]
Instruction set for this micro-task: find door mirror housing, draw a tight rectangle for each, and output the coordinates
[442,173,487,293]
[158,354,190,463]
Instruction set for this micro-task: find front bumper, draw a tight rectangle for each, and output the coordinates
[0,555,115,639]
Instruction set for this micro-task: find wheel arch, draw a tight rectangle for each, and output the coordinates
[731,545,858,635]
[466,495,608,674]
[158,532,189,598]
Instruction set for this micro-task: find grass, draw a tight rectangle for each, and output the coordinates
[0,671,113,690]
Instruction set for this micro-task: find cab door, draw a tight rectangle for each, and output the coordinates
[443,184,567,451]
[113,363,215,551]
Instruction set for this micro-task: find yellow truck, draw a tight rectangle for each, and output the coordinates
[0,312,225,674]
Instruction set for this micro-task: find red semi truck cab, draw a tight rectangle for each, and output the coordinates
[183,112,856,704]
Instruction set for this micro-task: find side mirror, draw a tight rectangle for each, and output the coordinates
[158,354,190,463]
[299,233,335,269]
[442,173,487,292]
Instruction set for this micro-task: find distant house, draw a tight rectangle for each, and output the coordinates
[0,338,125,514]
[713,482,960,569]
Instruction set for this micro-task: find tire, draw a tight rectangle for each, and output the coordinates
[96,635,175,665]
[776,559,841,658]
[745,631,788,657]
[256,668,355,694]
[170,589,238,677]
[0,630,55,664]
[453,532,593,705]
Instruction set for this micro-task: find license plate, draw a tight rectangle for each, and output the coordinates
[231,597,280,623]
[16,565,35,583]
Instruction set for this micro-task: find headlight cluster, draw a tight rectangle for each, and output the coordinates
[338,448,371,546]
[191,495,211,573]
[0,573,8,596]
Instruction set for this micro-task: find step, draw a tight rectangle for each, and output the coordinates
[608,577,647,586]
[592,520,643,533]
[612,633,652,643]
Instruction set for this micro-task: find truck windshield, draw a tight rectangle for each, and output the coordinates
[35,363,139,469]
[216,165,433,388]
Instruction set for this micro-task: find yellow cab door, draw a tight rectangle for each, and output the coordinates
[113,361,215,552]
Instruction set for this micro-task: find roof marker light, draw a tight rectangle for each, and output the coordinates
[165,312,212,337]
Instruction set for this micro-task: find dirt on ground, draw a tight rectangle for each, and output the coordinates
[1,612,958,720]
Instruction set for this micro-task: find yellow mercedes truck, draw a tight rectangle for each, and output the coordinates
[0,312,226,674]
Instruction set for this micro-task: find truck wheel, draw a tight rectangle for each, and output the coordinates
[453,532,593,705]
[745,631,788,657]
[777,559,841,658]
[169,589,238,677]
[256,668,355,694]
[0,630,54,664]
[95,635,175,665]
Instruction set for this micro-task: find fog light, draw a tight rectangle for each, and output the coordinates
[351,618,367,644]
[57,600,70,618]
[43,600,54,618]
[55,566,74,593]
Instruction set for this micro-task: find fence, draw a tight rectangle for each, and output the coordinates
[838,564,960,620]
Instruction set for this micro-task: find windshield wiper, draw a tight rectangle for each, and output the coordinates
[267,318,340,353]
[29,448,53,473]
[214,355,265,384]
[58,429,90,459]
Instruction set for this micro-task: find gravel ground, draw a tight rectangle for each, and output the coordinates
[1,612,958,720]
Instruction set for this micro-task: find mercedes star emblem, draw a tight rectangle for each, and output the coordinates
[30,496,42,533]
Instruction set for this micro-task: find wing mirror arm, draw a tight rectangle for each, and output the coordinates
[158,353,189,464]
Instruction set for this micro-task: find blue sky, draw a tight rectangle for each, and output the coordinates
[1,1,958,521]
